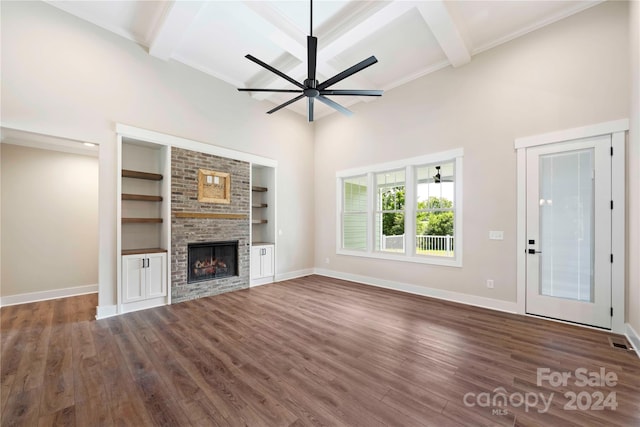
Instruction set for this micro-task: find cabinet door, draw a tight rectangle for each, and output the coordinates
[146,253,167,298]
[261,245,274,277]
[250,246,262,279]
[122,255,145,303]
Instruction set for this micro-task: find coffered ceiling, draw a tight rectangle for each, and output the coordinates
[47,0,603,120]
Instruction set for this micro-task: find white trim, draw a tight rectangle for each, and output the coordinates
[96,304,118,319]
[0,284,98,307]
[625,323,640,359]
[0,133,99,157]
[162,146,172,306]
[250,277,275,287]
[0,123,102,146]
[471,1,604,57]
[116,135,123,311]
[116,124,277,167]
[313,268,518,314]
[336,148,463,178]
[336,248,461,267]
[514,119,629,149]
[275,268,314,282]
[611,131,625,333]
[516,148,527,314]
[119,297,167,315]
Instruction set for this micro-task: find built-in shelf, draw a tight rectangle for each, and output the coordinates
[122,218,163,224]
[252,203,268,208]
[252,186,268,192]
[122,193,163,202]
[252,219,268,224]
[122,247,167,256]
[122,169,163,181]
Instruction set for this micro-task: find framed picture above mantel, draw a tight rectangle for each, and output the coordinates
[198,169,231,204]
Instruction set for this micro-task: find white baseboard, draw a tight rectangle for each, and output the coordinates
[120,297,168,315]
[0,284,98,307]
[625,323,640,359]
[250,276,274,287]
[275,268,315,282]
[313,268,518,314]
[96,304,118,319]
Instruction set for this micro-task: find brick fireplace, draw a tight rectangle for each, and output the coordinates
[171,147,250,303]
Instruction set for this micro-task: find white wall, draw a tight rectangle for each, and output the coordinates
[628,1,640,335]
[314,1,630,304]
[0,144,99,296]
[0,1,315,312]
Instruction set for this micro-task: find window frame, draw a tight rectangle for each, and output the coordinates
[336,149,463,267]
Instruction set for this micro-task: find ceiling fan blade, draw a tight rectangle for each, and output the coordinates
[266,94,305,115]
[317,96,353,117]
[319,89,383,96]
[307,36,318,82]
[238,88,302,93]
[308,97,314,122]
[245,54,305,90]
[318,56,378,90]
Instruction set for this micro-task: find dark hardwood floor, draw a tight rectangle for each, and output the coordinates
[2,275,639,426]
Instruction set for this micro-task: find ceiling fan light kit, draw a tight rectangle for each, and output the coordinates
[238,0,383,122]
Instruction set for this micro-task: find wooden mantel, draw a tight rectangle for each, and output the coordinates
[174,212,248,220]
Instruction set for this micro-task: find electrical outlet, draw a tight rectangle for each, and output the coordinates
[489,231,504,240]
[325,257,330,264]
[486,279,494,289]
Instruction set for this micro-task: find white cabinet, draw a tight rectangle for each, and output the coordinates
[122,252,167,303]
[251,244,274,280]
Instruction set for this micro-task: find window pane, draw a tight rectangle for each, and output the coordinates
[375,212,405,253]
[343,213,367,250]
[416,163,454,208]
[344,175,367,212]
[376,170,405,210]
[375,170,405,253]
[416,162,455,257]
[539,149,594,302]
[343,176,368,250]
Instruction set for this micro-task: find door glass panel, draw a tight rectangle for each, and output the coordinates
[539,149,594,302]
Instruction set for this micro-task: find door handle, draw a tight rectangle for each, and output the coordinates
[528,249,542,254]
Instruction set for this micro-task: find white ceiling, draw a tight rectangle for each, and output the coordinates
[46,0,603,120]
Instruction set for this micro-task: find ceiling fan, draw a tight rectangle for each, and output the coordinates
[433,166,453,183]
[237,0,383,122]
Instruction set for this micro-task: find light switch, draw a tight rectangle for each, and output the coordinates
[489,231,504,240]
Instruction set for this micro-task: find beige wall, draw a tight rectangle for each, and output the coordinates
[314,1,630,303]
[628,1,640,334]
[0,144,99,296]
[1,2,315,311]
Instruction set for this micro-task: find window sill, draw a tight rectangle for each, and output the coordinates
[336,248,462,267]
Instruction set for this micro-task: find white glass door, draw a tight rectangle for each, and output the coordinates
[526,135,611,328]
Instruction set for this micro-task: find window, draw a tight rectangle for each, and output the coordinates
[337,149,463,267]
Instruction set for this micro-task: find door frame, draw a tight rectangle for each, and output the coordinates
[515,119,628,333]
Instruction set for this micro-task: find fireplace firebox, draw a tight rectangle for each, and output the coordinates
[187,241,238,283]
